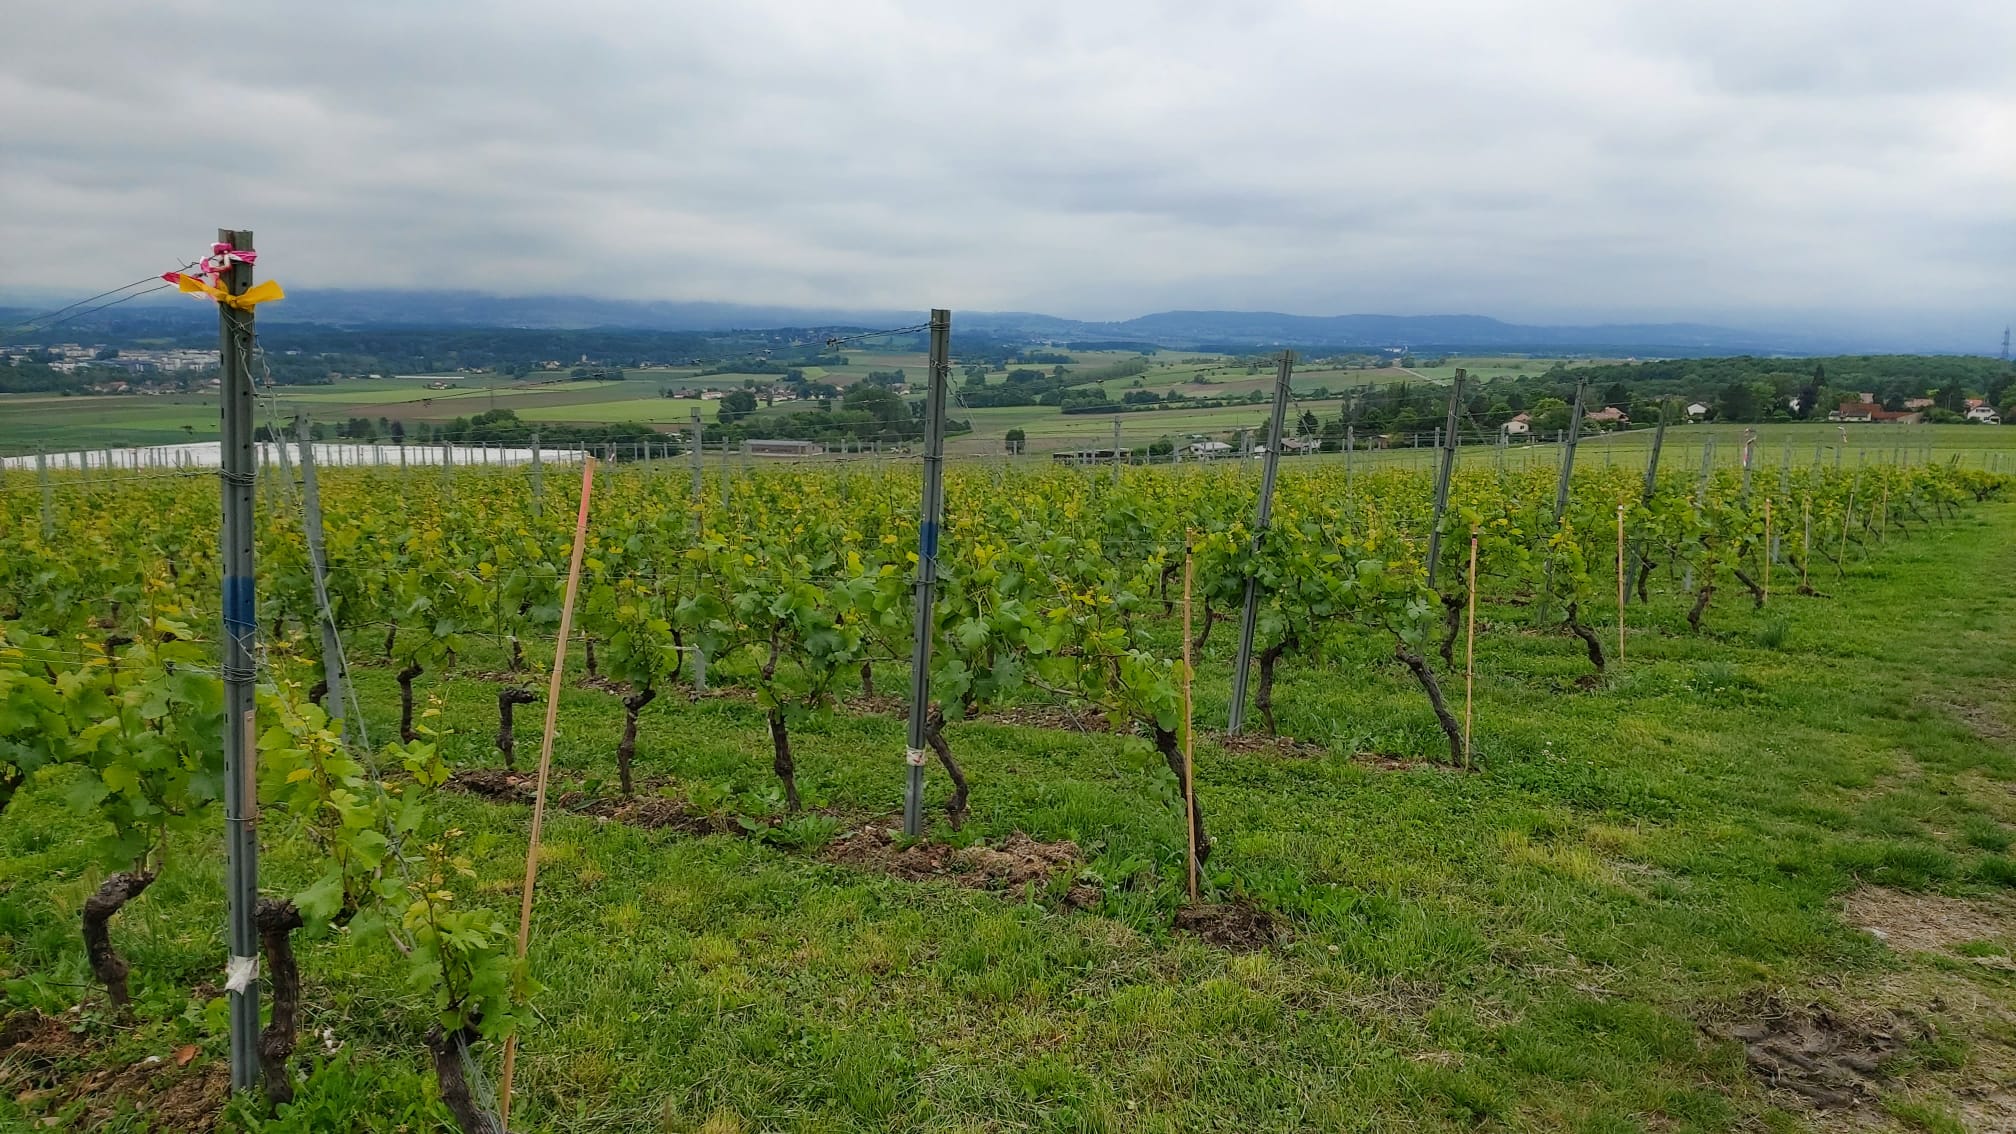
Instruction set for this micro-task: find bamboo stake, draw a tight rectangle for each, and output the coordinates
[1463,531,1479,770]
[1614,504,1626,667]
[1180,539,1199,904]
[499,456,597,1131]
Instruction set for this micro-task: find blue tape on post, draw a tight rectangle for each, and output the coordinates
[223,575,255,634]
[918,521,939,561]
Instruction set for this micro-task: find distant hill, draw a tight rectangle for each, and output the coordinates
[261,291,924,333]
[996,310,1811,354]
[254,293,1836,353]
[0,287,1978,355]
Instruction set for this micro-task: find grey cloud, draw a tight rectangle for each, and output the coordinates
[1,0,2011,332]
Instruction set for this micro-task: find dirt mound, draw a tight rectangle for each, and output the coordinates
[1714,999,1903,1110]
[1844,886,2016,963]
[1354,752,1462,773]
[556,791,719,833]
[1,1012,227,1131]
[843,693,911,717]
[64,1057,230,1131]
[0,1009,80,1061]
[1173,901,1282,952]
[824,826,1082,891]
[458,669,532,685]
[449,768,542,802]
[449,770,724,833]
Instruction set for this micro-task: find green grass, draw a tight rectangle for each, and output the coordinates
[0,393,222,449]
[6,494,2016,1127]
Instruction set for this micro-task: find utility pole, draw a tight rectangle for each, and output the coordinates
[903,310,952,838]
[1425,369,1465,588]
[294,416,351,742]
[1227,351,1295,735]
[1112,417,1123,482]
[215,228,261,1096]
[1537,378,1587,625]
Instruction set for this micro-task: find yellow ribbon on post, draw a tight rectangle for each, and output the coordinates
[172,274,285,310]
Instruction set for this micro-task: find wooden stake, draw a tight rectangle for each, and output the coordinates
[499,456,597,1131]
[1180,540,1199,905]
[1614,504,1626,667]
[1463,531,1479,770]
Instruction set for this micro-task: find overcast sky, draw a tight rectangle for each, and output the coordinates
[3,0,2011,331]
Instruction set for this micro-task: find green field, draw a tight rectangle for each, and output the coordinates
[8,349,2016,475]
[6,481,2016,1130]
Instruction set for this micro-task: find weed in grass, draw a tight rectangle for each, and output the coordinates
[1963,816,2013,854]
[1881,1095,1970,1134]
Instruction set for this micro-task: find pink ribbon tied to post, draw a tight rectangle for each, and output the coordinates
[161,242,283,310]
[162,242,258,289]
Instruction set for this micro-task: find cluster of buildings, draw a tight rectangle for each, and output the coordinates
[4,342,219,376]
[1501,405,1643,437]
[1828,394,2000,425]
[662,385,810,403]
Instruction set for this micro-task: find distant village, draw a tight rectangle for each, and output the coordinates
[2,342,223,394]
[1827,393,2000,426]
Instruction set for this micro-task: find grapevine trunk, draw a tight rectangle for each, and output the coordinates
[255,898,304,1106]
[496,687,537,770]
[1438,591,1464,668]
[82,869,155,1012]
[1256,639,1290,737]
[1687,584,1716,632]
[618,686,656,795]
[767,707,800,812]
[1394,645,1465,766]
[1732,567,1767,608]
[425,1024,500,1134]
[925,705,969,829]
[1563,601,1605,673]
[397,662,423,743]
[1152,725,1210,869]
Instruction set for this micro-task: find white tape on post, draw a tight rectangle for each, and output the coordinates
[225,954,260,994]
